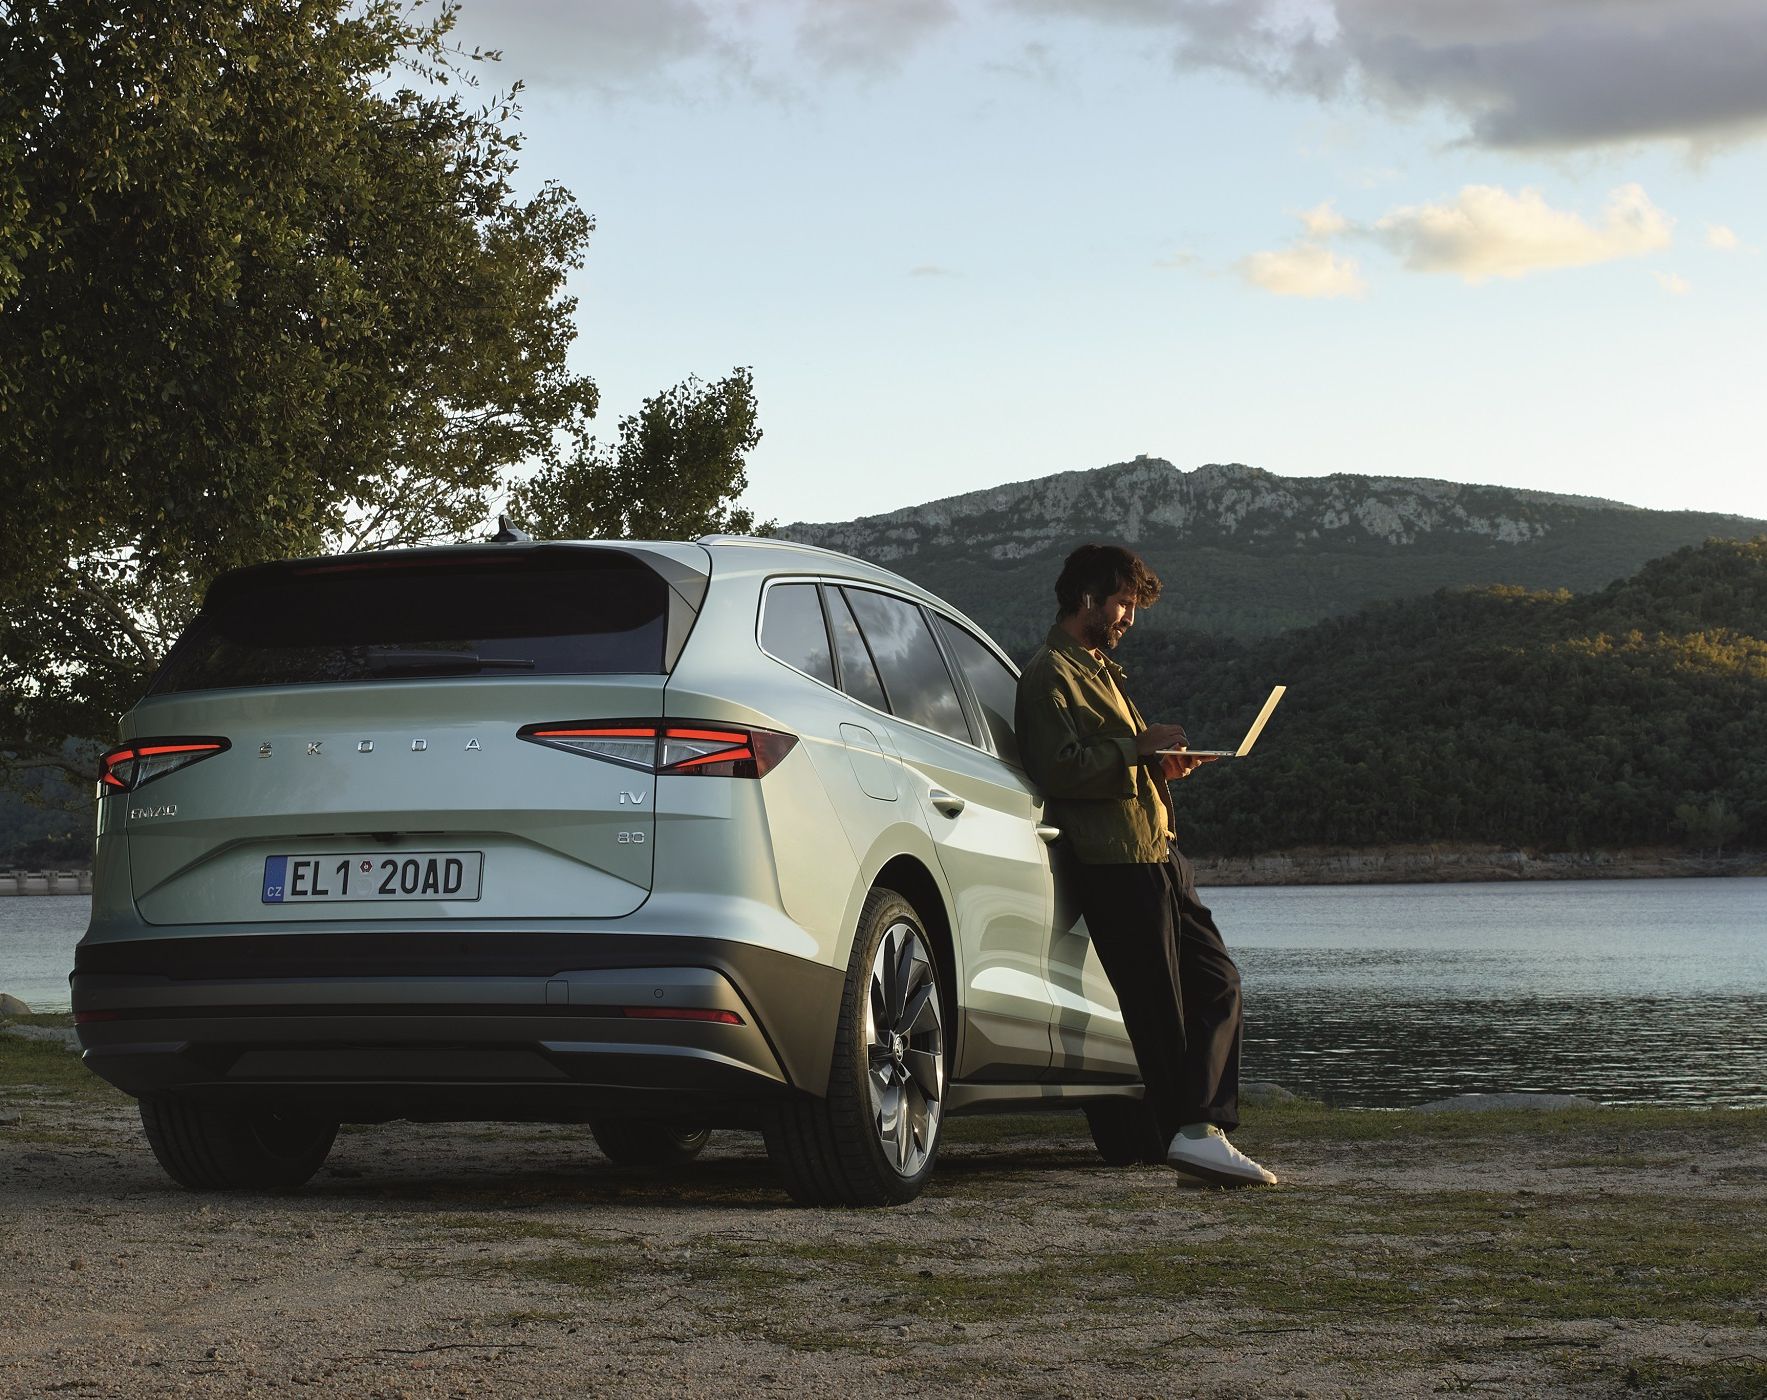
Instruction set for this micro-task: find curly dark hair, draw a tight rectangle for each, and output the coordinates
[1053,544,1162,618]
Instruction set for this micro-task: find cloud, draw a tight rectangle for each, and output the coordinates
[1005,0,1767,151]
[796,0,959,76]
[1370,184,1674,282]
[1654,271,1692,295]
[1299,200,1348,238]
[446,0,959,93]
[909,264,958,277]
[1154,248,1200,269]
[1707,224,1741,250]
[447,0,733,93]
[1237,243,1367,298]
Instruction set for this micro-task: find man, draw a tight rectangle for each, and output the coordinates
[1014,543,1277,1187]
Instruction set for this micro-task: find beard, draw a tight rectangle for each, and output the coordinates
[1082,614,1128,651]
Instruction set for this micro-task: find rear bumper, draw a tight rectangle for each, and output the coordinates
[71,933,845,1120]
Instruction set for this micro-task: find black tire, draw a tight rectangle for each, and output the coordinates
[764,887,948,1207]
[589,1117,711,1169]
[1085,1098,1167,1166]
[139,1096,338,1191]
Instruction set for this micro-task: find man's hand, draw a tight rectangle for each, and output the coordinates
[1135,723,1188,756]
[1159,752,1218,780]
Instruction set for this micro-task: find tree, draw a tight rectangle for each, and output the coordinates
[511,368,770,541]
[1673,795,1744,856]
[0,0,611,787]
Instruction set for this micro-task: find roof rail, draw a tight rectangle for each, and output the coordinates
[694,533,873,567]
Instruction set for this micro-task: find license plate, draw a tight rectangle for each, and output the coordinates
[262,852,483,904]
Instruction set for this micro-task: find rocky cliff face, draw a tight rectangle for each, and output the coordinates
[782,458,1653,562]
[777,457,1764,644]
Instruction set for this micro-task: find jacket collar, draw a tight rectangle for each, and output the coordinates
[1045,623,1128,681]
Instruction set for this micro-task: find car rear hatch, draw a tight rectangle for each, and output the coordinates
[112,543,710,925]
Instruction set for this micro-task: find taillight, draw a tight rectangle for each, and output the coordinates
[518,722,797,778]
[99,738,230,792]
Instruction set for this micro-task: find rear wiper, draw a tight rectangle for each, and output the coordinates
[361,649,537,675]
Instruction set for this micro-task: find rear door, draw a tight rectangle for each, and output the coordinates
[117,546,698,925]
[837,586,1055,1081]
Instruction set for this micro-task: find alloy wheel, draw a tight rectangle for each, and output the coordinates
[864,919,944,1176]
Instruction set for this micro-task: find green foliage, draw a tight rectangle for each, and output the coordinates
[1673,796,1742,855]
[1122,536,1767,855]
[511,368,770,540]
[0,0,598,780]
[0,759,90,867]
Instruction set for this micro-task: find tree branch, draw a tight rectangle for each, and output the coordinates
[64,580,159,665]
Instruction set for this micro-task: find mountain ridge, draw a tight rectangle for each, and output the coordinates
[780,458,1766,647]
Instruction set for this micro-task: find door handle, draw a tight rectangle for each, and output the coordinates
[928,789,966,817]
[1035,824,1061,843]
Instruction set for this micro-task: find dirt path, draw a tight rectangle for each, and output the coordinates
[5,1071,1767,1399]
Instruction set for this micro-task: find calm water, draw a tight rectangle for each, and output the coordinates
[0,896,89,1012]
[4,880,1763,1107]
[1216,878,1767,1108]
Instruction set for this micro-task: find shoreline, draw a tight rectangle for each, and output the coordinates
[1191,844,1767,886]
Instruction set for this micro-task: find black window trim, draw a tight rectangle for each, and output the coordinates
[758,573,1015,761]
[755,575,838,689]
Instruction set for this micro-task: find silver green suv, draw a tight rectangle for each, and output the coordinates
[73,536,1155,1205]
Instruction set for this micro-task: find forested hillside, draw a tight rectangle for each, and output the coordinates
[0,767,89,869]
[1123,537,1767,855]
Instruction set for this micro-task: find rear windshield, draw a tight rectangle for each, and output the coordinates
[150,552,671,694]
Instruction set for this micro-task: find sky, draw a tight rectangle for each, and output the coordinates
[446,0,1767,527]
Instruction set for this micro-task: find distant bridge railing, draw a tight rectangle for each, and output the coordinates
[0,871,93,896]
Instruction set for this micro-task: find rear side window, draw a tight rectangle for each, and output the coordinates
[151,553,671,694]
[826,588,890,713]
[934,616,1021,765]
[760,583,835,686]
[843,589,973,744]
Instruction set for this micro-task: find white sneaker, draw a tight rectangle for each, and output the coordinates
[1165,1125,1278,1187]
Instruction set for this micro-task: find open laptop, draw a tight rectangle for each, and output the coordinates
[1157,684,1287,759]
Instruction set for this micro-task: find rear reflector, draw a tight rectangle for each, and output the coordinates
[73,1010,121,1024]
[100,738,229,793]
[621,1006,744,1025]
[519,721,796,778]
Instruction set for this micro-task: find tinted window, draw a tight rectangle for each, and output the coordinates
[760,582,835,685]
[843,589,973,744]
[935,615,1020,765]
[152,554,670,694]
[826,588,890,713]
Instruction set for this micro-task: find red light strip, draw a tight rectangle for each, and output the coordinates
[664,727,750,744]
[621,1006,744,1025]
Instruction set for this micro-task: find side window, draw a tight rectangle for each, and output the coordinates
[760,582,835,686]
[935,615,1021,766]
[843,588,974,745]
[826,587,890,713]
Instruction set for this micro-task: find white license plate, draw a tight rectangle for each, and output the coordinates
[262,852,483,904]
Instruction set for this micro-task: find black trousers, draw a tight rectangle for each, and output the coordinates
[1072,849,1243,1139]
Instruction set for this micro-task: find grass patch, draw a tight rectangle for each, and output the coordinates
[0,1029,129,1106]
[1606,1356,1767,1399]
[1067,1187,1767,1329]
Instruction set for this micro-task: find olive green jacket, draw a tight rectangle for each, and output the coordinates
[1014,625,1172,864]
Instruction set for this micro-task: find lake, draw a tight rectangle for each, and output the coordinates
[3,879,1763,1107]
[1216,877,1767,1108]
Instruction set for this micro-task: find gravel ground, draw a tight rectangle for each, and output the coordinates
[4,1037,1767,1398]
